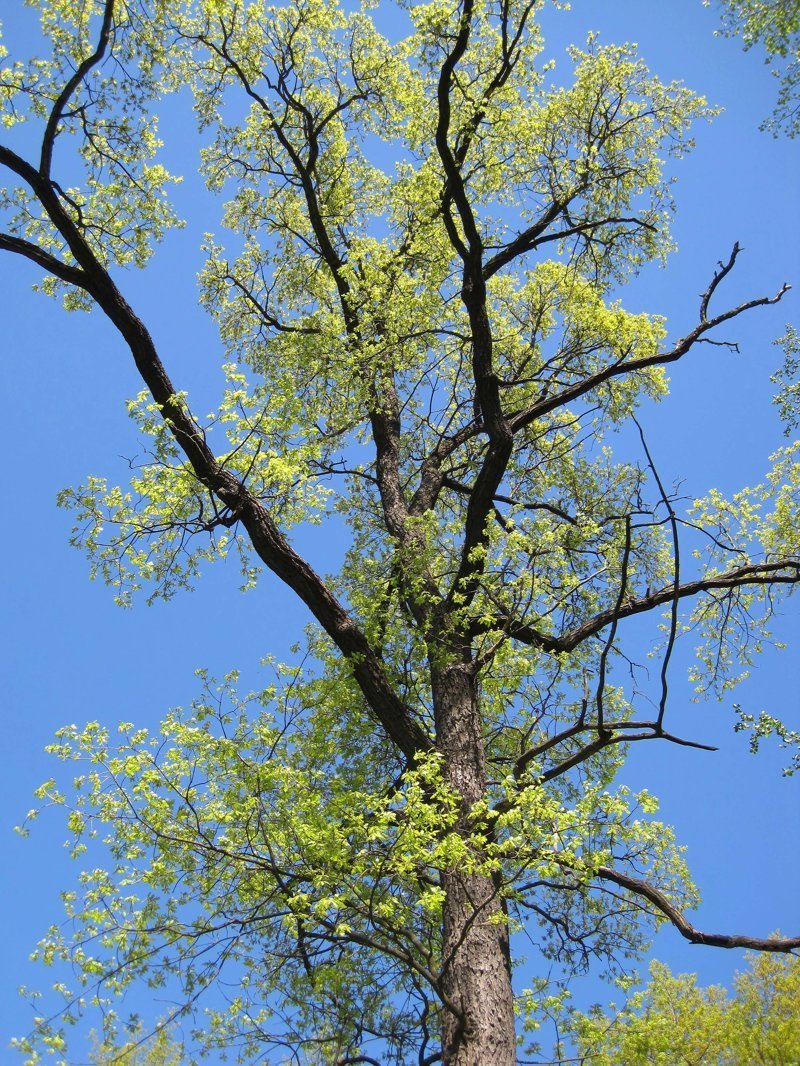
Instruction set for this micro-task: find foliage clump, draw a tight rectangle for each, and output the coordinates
[567,952,800,1065]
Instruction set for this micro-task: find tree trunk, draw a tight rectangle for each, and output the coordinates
[433,661,517,1065]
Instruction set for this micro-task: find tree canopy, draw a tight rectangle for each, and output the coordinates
[569,952,800,1065]
[2,1,798,1063]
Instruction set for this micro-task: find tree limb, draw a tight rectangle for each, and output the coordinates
[0,231,86,287]
[509,248,790,434]
[40,0,116,178]
[433,0,516,615]
[483,211,653,280]
[596,865,800,952]
[635,417,681,731]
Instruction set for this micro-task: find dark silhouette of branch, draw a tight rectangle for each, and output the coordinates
[441,476,578,525]
[484,212,655,279]
[595,515,632,735]
[40,0,116,178]
[634,417,680,731]
[700,241,741,322]
[0,231,86,287]
[596,866,800,952]
[0,148,430,761]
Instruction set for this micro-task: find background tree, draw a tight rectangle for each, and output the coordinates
[2,1,798,1063]
[568,952,800,1065]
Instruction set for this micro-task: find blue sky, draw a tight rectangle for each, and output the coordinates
[1,0,798,1059]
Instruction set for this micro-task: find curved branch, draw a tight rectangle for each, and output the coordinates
[595,515,631,734]
[483,211,654,280]
[491,724,717,818]
[40,0,116,178]
[635,417,680,731]
[433,0,516,614]
[434,0,480,261]
[596,866,800,952]
[700,241,740,322]
[442,476,578,525]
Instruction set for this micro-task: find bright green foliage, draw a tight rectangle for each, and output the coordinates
[13,667,694,1062]
[734,701,800,775]
[90,1023,186,1066]
[712,0,800,135]
[686,443,800,703]
[2,0,798,1062]
[0,2,181,291]
[568,952,800,1065]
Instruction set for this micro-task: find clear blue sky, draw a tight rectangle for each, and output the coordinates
[1,0,798,1059]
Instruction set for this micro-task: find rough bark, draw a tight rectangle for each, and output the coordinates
[433,661,516,1066]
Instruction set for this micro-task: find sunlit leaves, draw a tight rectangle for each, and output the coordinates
[17,667,694,1059]
[734,704,800,776]
[771,324,800,432]
[687,447,800,697]
[0,2,184,283]
[22,0,715,635]
[567,953,800,1065]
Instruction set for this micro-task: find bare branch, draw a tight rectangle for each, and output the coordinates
[0,231,86,287]
[225,271,321,335]
[596,866,800,953]
[509,251,791,435]
[700,241,740,322]
[442,476,578,525]
[484,213,655,280]
[434,0,484,260]
[634,418,680,731]
[595,516,632,735]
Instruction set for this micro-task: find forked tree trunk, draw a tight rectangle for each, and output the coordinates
[432,661,517,1065]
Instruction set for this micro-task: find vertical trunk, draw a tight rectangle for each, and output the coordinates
[432,661,516,1066]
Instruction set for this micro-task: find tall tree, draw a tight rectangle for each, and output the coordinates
[2,1,798,1062]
